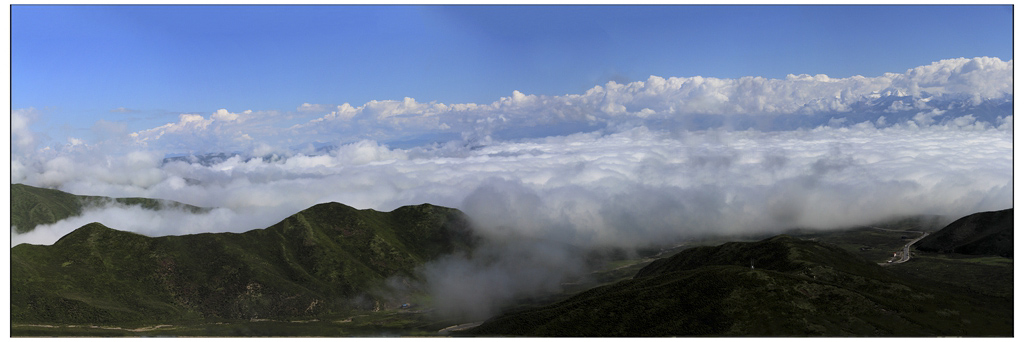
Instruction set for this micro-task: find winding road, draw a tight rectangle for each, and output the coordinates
[870,227,928,266]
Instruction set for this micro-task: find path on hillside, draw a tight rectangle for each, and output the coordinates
[869,227,928,266]
[438,321,482,334]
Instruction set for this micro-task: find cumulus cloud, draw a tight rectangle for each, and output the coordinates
[131,113,213,141]
[211,108,252,122]
[290,56,1012,142]
[895,56,1013,102]
[100,57,1011,154]
[11,108,38,155]
[295,98,455,143]
[123,109,284,154]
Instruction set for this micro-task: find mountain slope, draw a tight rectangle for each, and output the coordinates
[634,235,884,280]
[11,202,476,324]
[915,208,1013,257]
[10,183,207,234]
[467,235,1011,337]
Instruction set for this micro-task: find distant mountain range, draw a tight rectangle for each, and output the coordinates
[11,184,207,234]
[11,201,476,324]
[916,208,1013,258]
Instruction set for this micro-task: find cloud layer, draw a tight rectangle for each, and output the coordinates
[12,120,1012,248]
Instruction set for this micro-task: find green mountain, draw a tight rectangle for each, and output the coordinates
[467,235,1011,337]
[11,183,207,234]
[916,208,1013,258]
[11,202,476,324]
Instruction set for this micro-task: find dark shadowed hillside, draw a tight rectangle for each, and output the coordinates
[11,202,476,324]
[466,235,1011,337]
[10,183,207,234]
[915,208,1012,257]
[634,235,884,280]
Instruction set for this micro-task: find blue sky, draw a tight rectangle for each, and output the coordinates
[12,5,1012,146]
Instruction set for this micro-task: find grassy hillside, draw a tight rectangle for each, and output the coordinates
[11,202,476,325]
[787,217,1013,304]
[916,208,1013,257]
[11,183,207,234]
[634,235,884,280]
[467,235,1012,337]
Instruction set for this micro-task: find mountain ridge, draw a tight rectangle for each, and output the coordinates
[11,183,208,234]
[915,208,1012,257]
[466,234,1011,336]
[11,201,477,324]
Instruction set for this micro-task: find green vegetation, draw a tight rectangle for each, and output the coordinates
[11,202,476,327]
[889,253,1013,299]
[467,235,1012,337]
[11,183,207,233]
[789,227,914,263]
[11,193,1012,337]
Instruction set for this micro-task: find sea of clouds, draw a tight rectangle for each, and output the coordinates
[10,57,1014,319]
[11,122,1013,245]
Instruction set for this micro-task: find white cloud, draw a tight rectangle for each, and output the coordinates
[895,56,1013,101]
[133,113,213,143]
[211,109,239,122]
[912,109,944,126]
[11,108,40,155]
[997,115,1013,130]
[306,98,451,124]
[13,122,1012,249]
[287,57,1011,148]
[66,57,1008,155]
[310,103,358,122]
[123,109,284,153]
